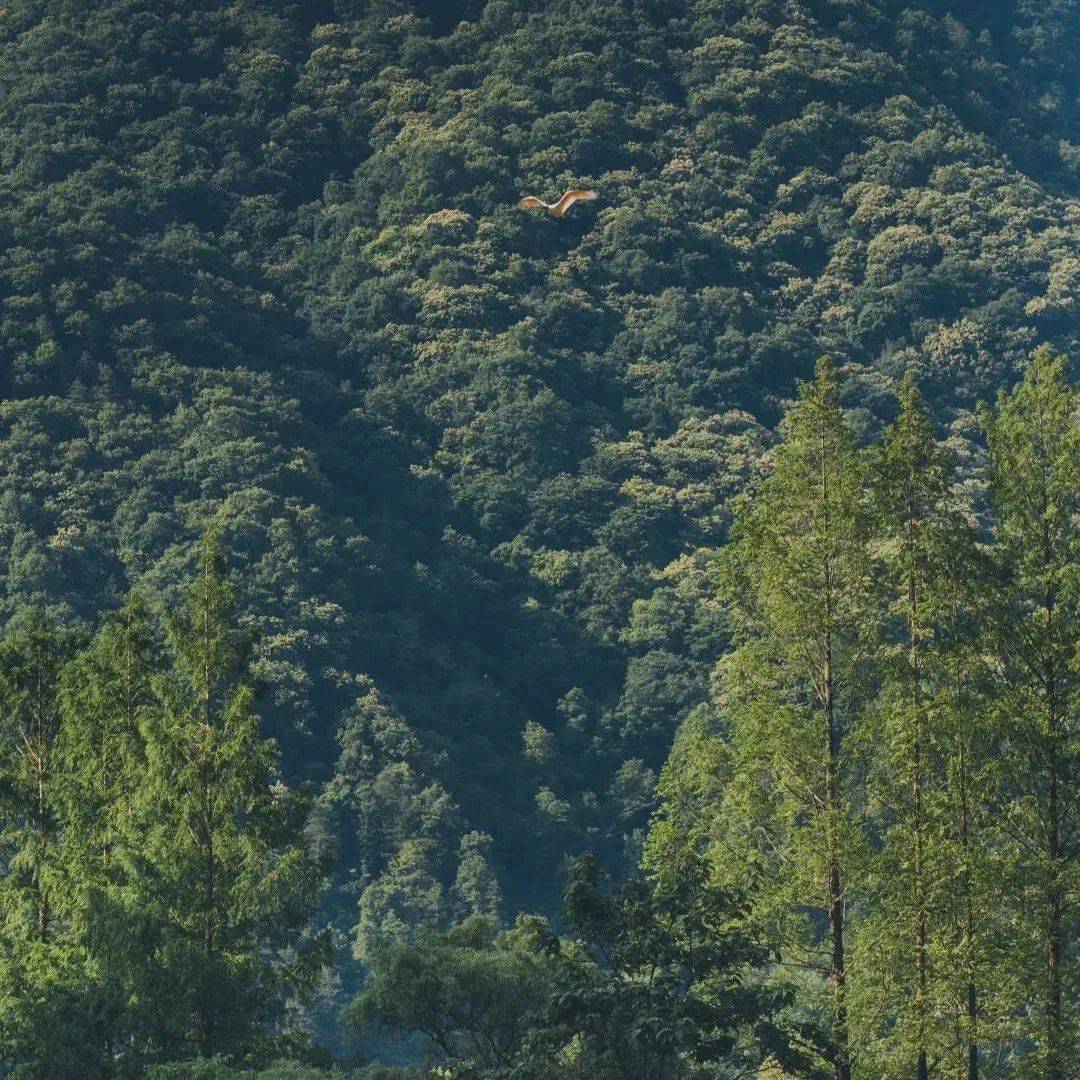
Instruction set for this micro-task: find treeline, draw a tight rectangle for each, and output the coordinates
[1,351,1074,1079]
[670,349,1077,1079]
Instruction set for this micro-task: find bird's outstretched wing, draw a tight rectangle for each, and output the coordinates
[517,195,549,211]
[552,188,599,216]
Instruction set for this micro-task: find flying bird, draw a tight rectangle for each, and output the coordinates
[517,188,599,219]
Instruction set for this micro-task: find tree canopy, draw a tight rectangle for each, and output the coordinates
[0,0,1076,1076]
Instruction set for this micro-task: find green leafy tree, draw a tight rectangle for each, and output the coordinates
[932,570,1008,1080]
[350,853,803,1080]
[57,591,157,893]
[716,358,874,1080]
[451,831,502,922]
[983,349,1078,1079]
[130,528,326,1061]
[0,616,83,941]
[0,615,86,1074]
[545,852,811,1080]
[36,593,162,1075]
[348,914,555,1074]
[857,374,992,1078]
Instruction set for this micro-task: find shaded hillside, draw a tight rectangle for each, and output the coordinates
[0,0,1077,932]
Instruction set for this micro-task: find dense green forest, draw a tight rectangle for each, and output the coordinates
[0,0,1076,1076]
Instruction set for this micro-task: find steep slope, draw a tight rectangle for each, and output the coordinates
[0,0,1077,932]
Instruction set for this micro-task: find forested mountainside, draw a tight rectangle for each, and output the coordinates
[0,1,1075,1077]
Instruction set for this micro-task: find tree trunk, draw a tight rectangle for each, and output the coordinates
[967,983,979,1080]
[201,821,216,1058]
[199,600,217,1061]
[1044,750,1062,1080]
[1042,526,1063,1080]
[35,748,49,943]
[825,646,851,1080]
[959,740,979,1080]
[908,561,929,1080]
[819,412,851,1080]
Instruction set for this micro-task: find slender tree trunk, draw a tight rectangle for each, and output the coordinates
[818,415,851,1080]
[1042,528,1063,1080]
[201,823,216,1059]
[199,596,217,1060]
[198,768,217,1058]
[907,553,929,1080]
[33,732,49,942]
[967,984,979,1080]
[914,746,929,1080]
[1044,742,1062,1080]
[958,738,979,1080]
[825,644,851,1080]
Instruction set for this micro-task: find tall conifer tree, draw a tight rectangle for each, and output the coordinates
[861,375,994,1078]
[131,527,324,1061]
[0,616,81,944]
[718,358,873,1080]
[58,592,156,890]
[47,594,160,1071]
[936,570,1001,1080]
[0,616,87,1072]
[984,349,1078,1080]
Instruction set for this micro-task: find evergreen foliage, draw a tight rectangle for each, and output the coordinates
[0,0,1076,1075]
[0,533,325,1075]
